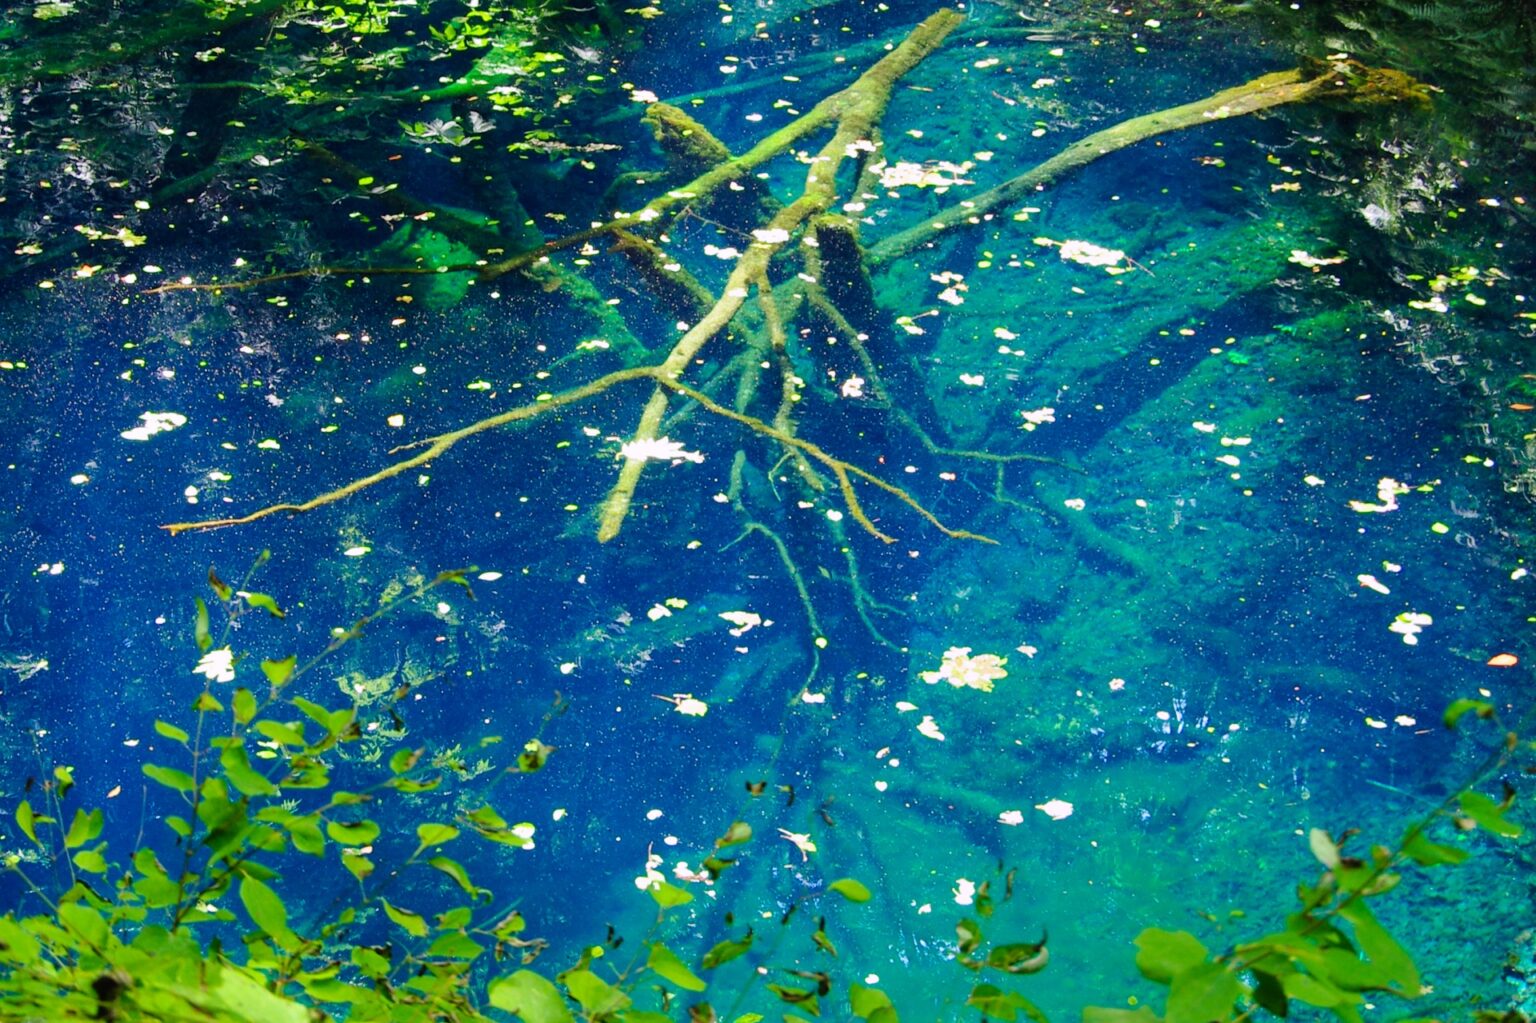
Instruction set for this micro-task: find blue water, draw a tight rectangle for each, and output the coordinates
[1,1,1532,1019]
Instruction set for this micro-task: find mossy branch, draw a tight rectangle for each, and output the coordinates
[868,60,1430,267]
[161,366,993,546]
[593,8,965,543]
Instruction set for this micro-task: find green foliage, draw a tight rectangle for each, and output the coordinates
[0,560,1527,1023]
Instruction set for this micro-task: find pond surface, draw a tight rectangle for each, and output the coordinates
[0,0,1532,1019]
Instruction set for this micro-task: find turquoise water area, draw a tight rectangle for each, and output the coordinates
[0,0,1532,1019]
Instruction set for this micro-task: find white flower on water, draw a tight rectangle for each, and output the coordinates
[1389,611,1432,645]
[1035,799,1074,820]
[620,437,704,464]
[777,828,817,860]
[1348,477,1407,514]
[920,646,1007,692]
[1036,236,1128,271]
[1020,407,1056,431]
[120,411,187,441]
[194,647,235,683]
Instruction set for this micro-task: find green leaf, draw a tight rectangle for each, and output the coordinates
[390,748,423,774]
[239,875,302,952]
[647,942,707,991]
[1165,961,1246,1023]
[702,932,754,969]
[850,985,896,1021]
[382,899,429,937]
[57,901,109,949]
[63,808,103,850]
[1458,790,1523,837]
[1282,972,1356,1008]
[327,819,381,846]
[828,878,872,903]
[240,590,286,618]
[716,820,752,847]
[488,970,574,1023]
[1400,831,1469,866]
[416,822,460,850]
[1442,698,1493,728]
[988,941,1051,975]
[194,691,223,713]
[647,880,693,908]
[1337,902,1420,995]
[965,984,1046,1023]
[154,719,191,745]
[766,984,820,1016]
[1250,969,1288,1017]
[254,719,306,747]
[194,597,212,653]
[427,931,485,959]
[1307,828,1340,869]
[143,763,196,793]
[233,688,259,725]
[15,800,39,847]
[208,566,234,602]
[516,738,554,772]
[429,856,484,899]
[565,969,631,1017]
[261,655,297,689]
[1135,928,1209,985]
[1083,1007,1161,1023]
[72,849,109,874]
[220,741,280,797]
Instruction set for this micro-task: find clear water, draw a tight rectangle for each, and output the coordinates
[0,0,1531,1018]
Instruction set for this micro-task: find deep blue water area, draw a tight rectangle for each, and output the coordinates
[1,0,1533,1019]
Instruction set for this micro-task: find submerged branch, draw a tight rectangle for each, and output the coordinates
[868,61,1430,267]
[593,7,965,543]
[161,366,993,546]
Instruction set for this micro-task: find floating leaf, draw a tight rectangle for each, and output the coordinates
[1337,902,1420,995]
[194,597,212,653]
[649,881,694,908]
[716,820,752,848]
[221,741,279,797]
[1308,828,1340,869]
[261,655,297,689]
[648,943,707,991]
[15,801,39,847]
[1458,790,1523,837]
[1400,831,1468,866]
[488,970,575,1023]
[208,566,233,602]
[63,808,103,850]
[416,822,461,850]
[1165,961,1246,1023]
[240,875,302,951]
[828,878,872,903]
[565,969,631,1017]
[1083,1008,1160,1023]
[1442,699,1493,728]
[233,688,258,725]
[327,820,381,846]
[850,985,896,1023]
[72,849,108,874]
[143,763,196,793]
[516,739,555,773]
[1135,928,1209,985]
[430,856,485,899]
[381,899,429,937]
[702,932,754,969]
[965,984,1046,1023]
[154,719,191,745]
[240,590,286,618]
